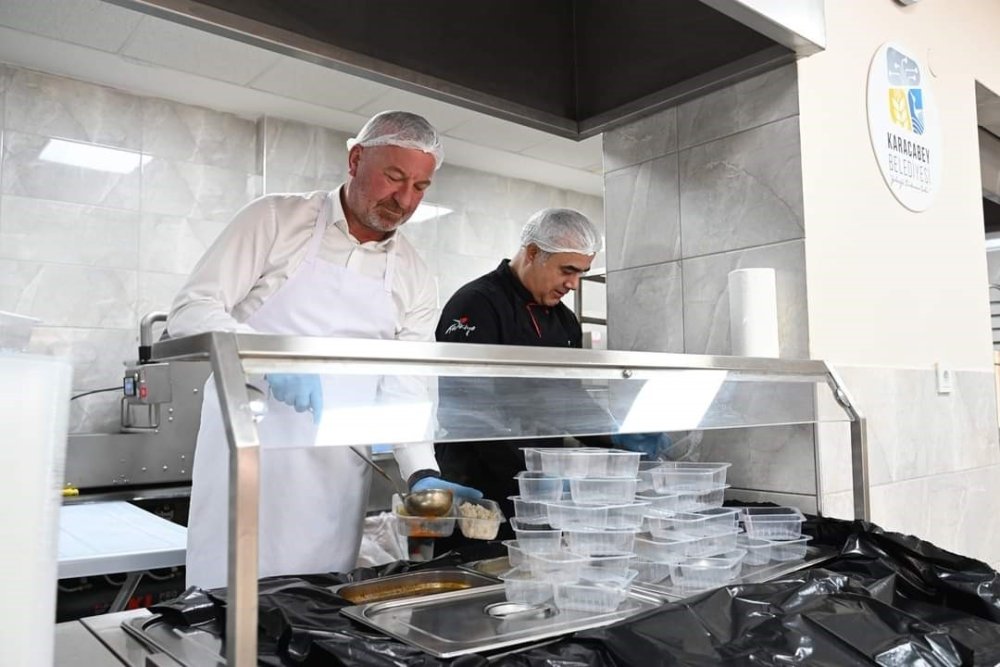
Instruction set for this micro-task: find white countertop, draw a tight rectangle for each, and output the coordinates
[58,501,186,579]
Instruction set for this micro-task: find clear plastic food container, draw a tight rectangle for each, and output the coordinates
[569,477,639,505]
[502,540,527,567]
[634,558,672,584]
[540,448,605,478]
[605,502,650,530]
[598,450,643,478]
[553,570,637,612]
[669,549,747,590]
[740,506,806,540]
[545,501,608,530]
[766,536,811,561]
[520,447,543,472]
[525,550,588,582]
[564,528,636,556]
[636,490,682,516]
[649,462,732,492]
[686,526,740,558]
[514,471,564,501]
[634,533,700,564]
[457,498,505,540]
[510,518,563,554]
[736,534,772,566]
[508,495,549,524]
[675,485,729,512]
[392,495,456,538]
[500,566,554,605]
[646,508,739,538]
[579,553,635,580]
[637,461,664,493]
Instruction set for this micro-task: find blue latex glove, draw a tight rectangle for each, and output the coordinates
[411,476,484,503]
[265,373,323,424]
[611,432,673,460]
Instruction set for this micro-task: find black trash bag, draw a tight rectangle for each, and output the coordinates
[149,517,1000,666]
[560,517,1000,667]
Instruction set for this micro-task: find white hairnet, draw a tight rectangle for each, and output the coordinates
[346,110,444,170]
[520,208,602,255]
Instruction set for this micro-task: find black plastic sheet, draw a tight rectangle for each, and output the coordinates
[150,518,1000,666]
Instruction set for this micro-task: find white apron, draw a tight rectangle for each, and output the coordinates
[186,193,398,589]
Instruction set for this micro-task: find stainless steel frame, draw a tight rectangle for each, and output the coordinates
[150,332,869,666]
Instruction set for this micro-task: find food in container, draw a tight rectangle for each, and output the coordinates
[457,499,505,540]
[392,495,456,538]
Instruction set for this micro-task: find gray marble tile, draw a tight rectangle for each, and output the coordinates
[606,262,683,352]
[603,107,677,173]
[2,131,141,209]
[314,126,350,183]
[726,490,817,516]
[604,155,680,271]
[263,117,320,178]
[0,65,9,128]
[141,158,260,222]
[142,98,257,173]
[816,420,854,496]
[832,366,1000,486]
[28,326,135,392]
[679,116,804,257]
[139,214,227,275]
[820,491,855,521]
[5,68,142,149]
[563,191,605,232]
[677,64,798,150]
[681,240,808,358]
[0,259,136,328]
[137,271,188,320]
[694,425,816,495]
[263,171,326,196]
[68,394,121,434]
[0,196,139,269]
[866,469,1000,568]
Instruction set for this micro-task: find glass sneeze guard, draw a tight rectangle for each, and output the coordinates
[150,332,869,666]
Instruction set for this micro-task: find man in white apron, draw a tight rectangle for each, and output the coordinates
[168,111,482,589]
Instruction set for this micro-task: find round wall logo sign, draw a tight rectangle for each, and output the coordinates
[866,42,941,211]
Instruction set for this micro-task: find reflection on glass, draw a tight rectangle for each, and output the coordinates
[620,371,727,433]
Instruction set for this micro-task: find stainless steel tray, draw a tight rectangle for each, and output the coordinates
[333,567,499,603]
[121,614,224,667]
[633,545,836,601]
[340,583,665,658]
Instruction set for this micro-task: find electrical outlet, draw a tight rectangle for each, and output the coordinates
[935,363,953,395]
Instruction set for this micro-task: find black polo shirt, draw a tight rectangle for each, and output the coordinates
[435,259,582,348]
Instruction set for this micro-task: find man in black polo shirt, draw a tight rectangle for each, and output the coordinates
[434,208,668,542]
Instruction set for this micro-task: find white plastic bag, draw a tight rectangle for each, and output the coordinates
[356,512,407,567]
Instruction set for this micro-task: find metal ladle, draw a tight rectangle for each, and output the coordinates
[349,447,453,517]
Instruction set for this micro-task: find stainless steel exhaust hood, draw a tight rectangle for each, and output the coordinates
[104,0,824,140]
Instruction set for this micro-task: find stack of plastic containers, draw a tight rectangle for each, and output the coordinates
[500,447,645,612]
[632,461,811,591]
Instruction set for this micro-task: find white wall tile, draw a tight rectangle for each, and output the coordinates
[0,259,136,328]
[137,271,188,319]
[28,326,135,391]
[138,214,226,275]
[5,68,142,149]
[2,130,141,209]
[0,196,138,269]
[142,97,257,172]
[141,158,259,222]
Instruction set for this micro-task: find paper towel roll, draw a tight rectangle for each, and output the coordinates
[728,268,780,357]
[0,354,72,667]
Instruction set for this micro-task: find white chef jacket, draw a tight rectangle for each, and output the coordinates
[168,187,440,479]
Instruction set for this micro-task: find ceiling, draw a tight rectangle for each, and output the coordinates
[0,0,604,195]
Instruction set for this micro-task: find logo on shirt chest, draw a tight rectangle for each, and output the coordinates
[445,316,476,337]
